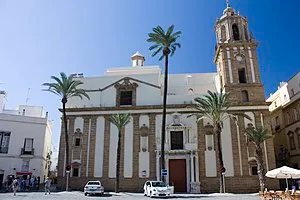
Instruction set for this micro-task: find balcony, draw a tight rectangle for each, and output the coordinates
[20,148,34,157]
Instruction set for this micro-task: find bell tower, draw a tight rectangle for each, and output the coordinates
[214,1,266,105]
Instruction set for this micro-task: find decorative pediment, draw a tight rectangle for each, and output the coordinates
[114,78,138,90]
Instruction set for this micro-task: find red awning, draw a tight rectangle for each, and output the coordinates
[16,172,32,175]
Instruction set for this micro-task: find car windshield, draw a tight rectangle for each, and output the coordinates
[87,181,100,185]
[152,182,166,187]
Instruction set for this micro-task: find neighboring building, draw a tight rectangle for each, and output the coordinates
[267,72,300,168]
[0,91,52,188]
[57,3,277,193]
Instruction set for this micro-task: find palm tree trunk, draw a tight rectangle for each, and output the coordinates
[214,123,224,193]
[62,98,70,191]
[160,54,169,183]
[115,129,122,193]
[255,144,266,192]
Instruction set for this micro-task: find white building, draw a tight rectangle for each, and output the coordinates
[267,72,300,168]
[0,91,52,186]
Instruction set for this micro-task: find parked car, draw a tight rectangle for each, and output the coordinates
[84,181,104,196]
[143,181,174,198]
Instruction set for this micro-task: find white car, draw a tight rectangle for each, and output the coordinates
[143,181,174,198]
[84,181,104,196]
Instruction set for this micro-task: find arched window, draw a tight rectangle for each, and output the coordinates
[221,25,226,42]
[242,90,249,102]
[288,131,296,150]
[232,24,240,41]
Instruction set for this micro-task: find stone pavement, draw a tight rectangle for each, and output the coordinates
[0,191,260,199]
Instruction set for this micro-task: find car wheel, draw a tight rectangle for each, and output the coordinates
[100,192,104,196]
[84,193,88,196]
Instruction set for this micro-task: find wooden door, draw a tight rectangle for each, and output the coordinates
[169,159,186,192]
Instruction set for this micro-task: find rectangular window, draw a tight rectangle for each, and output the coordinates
[170,131,184,150]
[238,68,247,83]
[0,131,11,154]
[73,168,79,177]
[22,160,30,172]
[120,91,132,106]
[291,89,295,96]
[75,138,81,146]
[23,138,34,154]
[251,166,258,175]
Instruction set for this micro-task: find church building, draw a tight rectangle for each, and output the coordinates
[57,3,277,193]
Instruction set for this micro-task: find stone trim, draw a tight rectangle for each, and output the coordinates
[115,78,138,107]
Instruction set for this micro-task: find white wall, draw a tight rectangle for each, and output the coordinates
[66,67,218,108]
[124,117,133,177]
[221,117,234,177]
[94,117,105,177]
[108,122,118,178]
[0,113,50,182]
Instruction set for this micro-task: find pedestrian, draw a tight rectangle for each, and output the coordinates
[44,177,51,195]
[11,178,19,196]
[21,179,26,191]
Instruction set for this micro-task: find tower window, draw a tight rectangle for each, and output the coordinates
[238,68,247,83]
[241,90,249,102]
[232,24,240,41]
[75,138,81,146]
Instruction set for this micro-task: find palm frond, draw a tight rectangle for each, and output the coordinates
[43,72,90,101]
[245,127,272,145]
[108,114,131,130]
[147,24,181,60]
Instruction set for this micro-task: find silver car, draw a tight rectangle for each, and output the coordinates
[84,181,104,196]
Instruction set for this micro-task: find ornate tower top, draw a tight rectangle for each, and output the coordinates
[223,0,235,16]
[131,51,145,67]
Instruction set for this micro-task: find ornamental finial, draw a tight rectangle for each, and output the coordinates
[226,0,230,7]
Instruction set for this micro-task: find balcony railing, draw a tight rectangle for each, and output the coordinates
[21,148,34,155]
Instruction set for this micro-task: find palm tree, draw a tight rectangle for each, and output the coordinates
[193,89,250,193]
[147,25,181,182]
[245,127,271,192]
[108,113,131,193]
[43,72,90,190]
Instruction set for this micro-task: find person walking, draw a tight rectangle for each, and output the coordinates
[44,177,51,195]
[11,178,19,196]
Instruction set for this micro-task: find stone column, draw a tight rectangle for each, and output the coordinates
[190,153,195,182]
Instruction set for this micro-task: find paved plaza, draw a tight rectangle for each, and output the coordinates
[0,191,260,199]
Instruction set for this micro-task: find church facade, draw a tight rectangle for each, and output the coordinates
[57,4,277,193]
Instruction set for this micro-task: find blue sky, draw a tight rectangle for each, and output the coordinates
[0,0,299,155]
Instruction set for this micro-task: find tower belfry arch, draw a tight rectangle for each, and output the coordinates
[214,1,266,105]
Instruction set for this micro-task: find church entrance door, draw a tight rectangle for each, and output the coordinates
[169,159,186,192]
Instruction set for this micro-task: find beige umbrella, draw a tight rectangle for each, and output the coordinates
[266,166,300,189]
